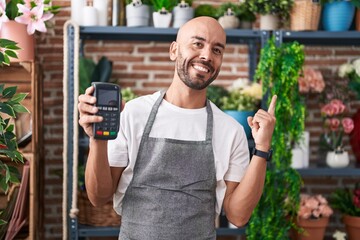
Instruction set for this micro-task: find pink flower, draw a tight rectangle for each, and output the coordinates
[318,204,333,217]
[342,117,354,134]
[329,118,340,131]
[298,68,325,93]
[330,99,346,115]
[353,195,360,208]
[298,205,312,219]
[15,3,53,35]
[0,0,9,30]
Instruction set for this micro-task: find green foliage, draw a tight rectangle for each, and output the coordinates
[5,0,60,20]
[206,85,229,109]
[79,56,113,95]
[238,1,256,22]
[121,87,138,102]
[330,183,360,217]
[246,0,294,20]
[0,39,20,66]
[125,0,151,5]
[246,38,305,239]
[150,0,177,12]
[221,91,260,111]
[215,2,241,18]
[0,84,29,193]
[194,4,218,18]
[320,0,360,8]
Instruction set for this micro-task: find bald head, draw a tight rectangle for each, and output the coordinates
[176,17,226,46]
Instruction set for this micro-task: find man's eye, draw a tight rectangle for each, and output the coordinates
[214,48,222,55]
[194,42,203,47]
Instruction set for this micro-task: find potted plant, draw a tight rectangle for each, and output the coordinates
[290,194,333,240]
[194,4,217,19]
[330,183,360,240]
[220,79,262,139]
[150,0,177,28]
[246,0,294,30]
[320,99,354,168]
[246,38,305,239]
[338,58,360,165]
[125,0,152,27]
[172,0,194,28]
[238,1,256,29]
[216,2,241,29]
[1,0,60,61]
[320,0,360,31]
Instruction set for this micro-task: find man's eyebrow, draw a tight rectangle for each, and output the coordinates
[191,36,225,49]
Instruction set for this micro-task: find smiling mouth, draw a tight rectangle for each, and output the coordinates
[192,64,210,73]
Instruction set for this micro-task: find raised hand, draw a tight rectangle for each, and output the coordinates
[247,95,277,151]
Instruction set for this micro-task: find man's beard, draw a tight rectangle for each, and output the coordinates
[176,53,220,90]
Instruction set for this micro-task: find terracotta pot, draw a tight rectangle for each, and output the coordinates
[350,109,360,165]
[293,217,329,240]
[343,215,360,240]
[0,21,35,62]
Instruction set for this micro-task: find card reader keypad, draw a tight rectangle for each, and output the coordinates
[95,106,119,137]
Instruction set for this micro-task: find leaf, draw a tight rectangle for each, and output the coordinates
[2,86,17,99]
[0,103,15,117]
[0,84,3,95]
[10,93,28,103]
[4,50,17,59]
[91,56,113,83]
[12,104,29,113]
[79,57,96,95]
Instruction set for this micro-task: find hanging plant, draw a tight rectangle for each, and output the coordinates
[246,38,305,239]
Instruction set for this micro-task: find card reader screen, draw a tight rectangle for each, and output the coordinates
[98,89,118,107]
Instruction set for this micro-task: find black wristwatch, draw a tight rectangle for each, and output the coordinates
[252,147,273,162]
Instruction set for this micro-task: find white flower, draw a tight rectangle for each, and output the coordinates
[230,78,249,91]
[338,63,353,78]
[353,58,360,77]
[241,82,262,100]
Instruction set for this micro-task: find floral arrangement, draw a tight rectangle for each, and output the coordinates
[0,0,60,35]
[338,58,360,99]
[330,183,360,217]
[298,67,325,93]
[320,99,354,152]
[220,78,262,111]
[298,194,333,219]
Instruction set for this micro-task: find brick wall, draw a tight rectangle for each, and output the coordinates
[36,0,360,238]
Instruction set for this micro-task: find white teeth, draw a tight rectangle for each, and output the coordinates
[193,65,209,73]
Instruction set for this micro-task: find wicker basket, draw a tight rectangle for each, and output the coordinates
[77,191,121,227]
[290,0,322,31]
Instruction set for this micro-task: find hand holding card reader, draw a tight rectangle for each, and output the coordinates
[92,82,121,140]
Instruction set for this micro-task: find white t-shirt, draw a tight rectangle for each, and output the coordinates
[108,91,250,216]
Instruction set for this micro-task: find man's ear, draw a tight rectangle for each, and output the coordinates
[169,41,178,61]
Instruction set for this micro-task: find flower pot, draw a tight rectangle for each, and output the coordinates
[291,131,310,168]
[260,14,279,30]
[126,3,150,27]
[326,150,349,168]
[153,11,172,28]
[322,1,355,31]
[293,217,329,240]
[172,5,194,28]
[0,21,35,62]
[224,110,255,139]
[218,15,240,29]
[350,109,360,165]
[343,215,360,240]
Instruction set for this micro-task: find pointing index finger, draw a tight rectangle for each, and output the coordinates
[267,95,277,116]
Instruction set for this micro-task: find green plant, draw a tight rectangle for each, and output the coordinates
[0,84,29,193]
[206,85,229,109]
[215,2,241,19]
[194,4,217,18]
[121,87,138,102]
[220,80,262,111]
[150,0,177,12]
[338,58,360,100]
[125,0,151,5]
[238,1,256,22]
[320,0,360,8]
[330,183,360,217]
[246,0,294,20]
[246,38,305,240]
[0,39,19,66]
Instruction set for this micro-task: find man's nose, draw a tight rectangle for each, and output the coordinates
[199,46,212,62]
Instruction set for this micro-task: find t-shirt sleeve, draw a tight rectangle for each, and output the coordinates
[224,129,249,182]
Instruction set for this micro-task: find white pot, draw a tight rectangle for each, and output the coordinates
[172,6,194,28]
[126,4,150,27]
[291,148,304,169]
[260,14,279,30]
[218,15,240,29]
[291,131,310,168]
[153,11,172,28]
[326,151,350,168]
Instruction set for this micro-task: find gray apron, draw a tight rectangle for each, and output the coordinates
[119,91,217,240]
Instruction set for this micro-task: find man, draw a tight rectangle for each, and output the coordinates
[78,16,276,240]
